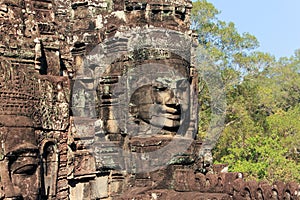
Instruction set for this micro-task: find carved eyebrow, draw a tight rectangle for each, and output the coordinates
[7,143,38,155]
[6,148,39,158]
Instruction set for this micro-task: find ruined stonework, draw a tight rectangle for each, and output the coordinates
[0,0,299,199]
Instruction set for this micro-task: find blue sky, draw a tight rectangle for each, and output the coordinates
[206,0,300,58]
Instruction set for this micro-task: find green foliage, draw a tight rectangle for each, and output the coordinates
[221,134,300,183]
[191,0,260,73]
[266,105,300,162]
[192,0,300,183]
[214,54,300,183]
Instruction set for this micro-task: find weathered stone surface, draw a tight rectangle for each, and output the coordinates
[1,0,299,199]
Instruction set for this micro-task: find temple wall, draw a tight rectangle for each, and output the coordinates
[0,0,299,199]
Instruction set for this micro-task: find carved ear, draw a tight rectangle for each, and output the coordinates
[40,140,58,199]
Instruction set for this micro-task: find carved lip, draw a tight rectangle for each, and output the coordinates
[151,113,180,120]
[159,104,181,120]
[161,113,180,120]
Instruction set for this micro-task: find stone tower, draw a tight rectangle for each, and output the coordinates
[1,0,299,199]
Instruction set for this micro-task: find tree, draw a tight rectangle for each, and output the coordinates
[191,0,261,74]
[216,53,300,182]
[192,0,300,183]
[221,134,300,182]
[192,0,273,141]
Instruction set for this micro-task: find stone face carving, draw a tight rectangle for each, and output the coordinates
[130,84,182,129]
[127,56,191,134]
[0,61,40,199]
[1,0,299,199]
[94,48,193,137]
[0,48,69,199]
[0,118,40,199]
[0,60,41,199]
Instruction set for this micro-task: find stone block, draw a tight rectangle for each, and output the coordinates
[90,176,109,199]
[174,169,195,192]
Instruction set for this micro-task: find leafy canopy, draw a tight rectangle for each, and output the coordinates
[192,0,300,183]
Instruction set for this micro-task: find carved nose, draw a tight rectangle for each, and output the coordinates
[165,92,177,105]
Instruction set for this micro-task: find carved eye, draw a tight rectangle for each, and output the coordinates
[8,152,39,176]
[13,164,37,175]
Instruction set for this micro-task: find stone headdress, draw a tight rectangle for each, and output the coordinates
[0,59,70,129]
[0,60,40,127]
